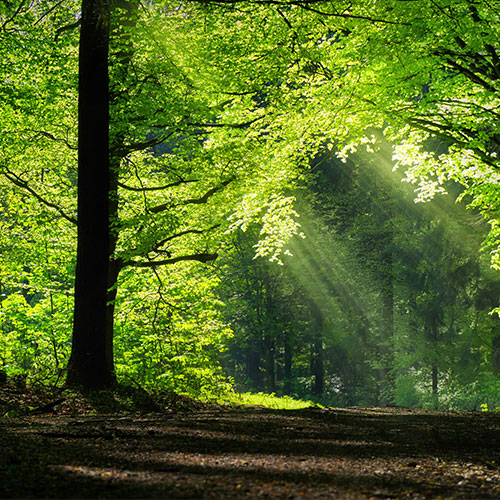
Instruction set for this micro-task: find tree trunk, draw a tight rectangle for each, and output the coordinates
[431,365,439,409]
[311,331,324,396]
[263,333,276,393]
[309,301,324,396]
[283,333,292,395]
[377,209,395,405]
[67,0,113,388]
[246,349,263,390]
[492,334,500,376]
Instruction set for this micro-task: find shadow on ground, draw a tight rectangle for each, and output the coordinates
[1,406,500,499]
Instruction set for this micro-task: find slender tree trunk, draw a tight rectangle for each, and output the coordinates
[426,321,439,409]
[246,349,263,390]
[309,301,324,396]
[377,200,395,405]
[431,365,439,409]
[311,331,324,396]
[67,0,113,388]
[283,333,292,395]
[263,333,276,393]
[492,334,500,376]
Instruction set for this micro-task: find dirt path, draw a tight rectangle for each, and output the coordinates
[2,406,500,499]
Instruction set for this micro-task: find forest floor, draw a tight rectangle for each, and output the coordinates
[1,382,500,499]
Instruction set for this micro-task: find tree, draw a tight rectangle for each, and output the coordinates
[1,0,330,388]
[66,0,112,387]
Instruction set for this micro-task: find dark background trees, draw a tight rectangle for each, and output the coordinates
[217,144,500,409]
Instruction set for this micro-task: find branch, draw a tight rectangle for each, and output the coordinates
[220,90,259,96]
[123,252,218,268]
[286,1,410,24]
[2,167,77,225]
[0,0,27,32]
[116,130,176,157]
[123,224,220,258]
[436,98,500,119]
[437,45,499,83]
[276,6,293,29]
[186,115,265,129]
[194,0,411,24]
[124,224,221,261]
[30,129,78,151]
[444,58,497,93]
[149,177,233,214]
[485,44,500,79]
[406,117,499,169]
[117,178,198,192]
[33,0,65,25]
[152,224,221,251]
[407,116,473,141]
[54,18,81,40]
[27,398,66,415]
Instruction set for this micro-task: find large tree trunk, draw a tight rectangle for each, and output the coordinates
[67,0,113,388]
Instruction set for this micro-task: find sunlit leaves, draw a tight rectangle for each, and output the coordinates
[113,263,232,397]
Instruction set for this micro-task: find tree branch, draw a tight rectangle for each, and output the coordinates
[152,224,221,251]
[2,167,77,225]
[116,130,176,157]
[117,178,198,192]
[406,117,499,169]
[124,224,221,261]
[55,18,81,40]
[28,129,77,151]
[0,0,27,32]
[444,58,497,93]
[149,177,234,214]
[186,115,265,129]
[194,0,410,24]
[123,252,218,268]
[34,0,66,25]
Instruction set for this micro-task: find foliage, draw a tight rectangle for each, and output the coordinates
[113,263,233,398]
[2,0,500,405]
[224,391,319,410]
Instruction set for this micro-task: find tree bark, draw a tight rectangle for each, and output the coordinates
[67,0,113,388]
[493,334,500,376]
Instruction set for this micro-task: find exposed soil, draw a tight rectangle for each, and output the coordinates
[1,385,500,499]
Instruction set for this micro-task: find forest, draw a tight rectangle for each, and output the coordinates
[6,1,500,498]
[2,0,500,414]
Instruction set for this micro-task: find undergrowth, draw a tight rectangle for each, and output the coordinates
[224,391,321,410]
